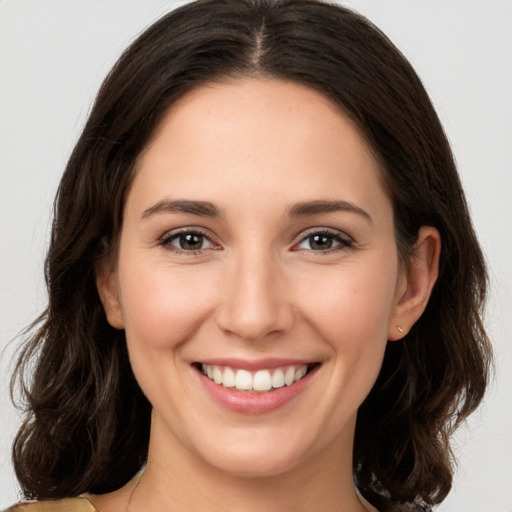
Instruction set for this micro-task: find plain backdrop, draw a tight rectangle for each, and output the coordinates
[1,1,511,510]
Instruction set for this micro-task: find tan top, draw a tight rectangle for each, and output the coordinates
[4,492,381,512]
[2,497,98,512]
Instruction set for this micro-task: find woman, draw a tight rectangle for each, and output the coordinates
[6,0,492,511]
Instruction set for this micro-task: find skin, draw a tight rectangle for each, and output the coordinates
[94,78,440,512]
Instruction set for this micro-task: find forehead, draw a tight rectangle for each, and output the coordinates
[129,78,390,220]
[147,78,372,163]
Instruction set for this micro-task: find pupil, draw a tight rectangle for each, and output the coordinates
[311,234,332,250]
[181,233,202,250]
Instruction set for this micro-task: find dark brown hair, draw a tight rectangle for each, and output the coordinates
[11,0,492,510]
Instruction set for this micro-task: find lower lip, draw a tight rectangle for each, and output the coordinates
[197,366,318,414]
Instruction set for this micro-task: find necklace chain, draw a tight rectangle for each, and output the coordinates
[125,471,371,512]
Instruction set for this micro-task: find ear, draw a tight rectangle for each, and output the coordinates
[95,259,125,330]
[388,226,441,340]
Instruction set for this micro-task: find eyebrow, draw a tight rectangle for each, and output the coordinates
[287,200,373,225]
[141,199,372,224]
[141,200,223,220]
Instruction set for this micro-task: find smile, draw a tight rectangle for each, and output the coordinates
[194,360,320,414]
[201,363,309,392]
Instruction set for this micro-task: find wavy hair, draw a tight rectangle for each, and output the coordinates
[11,0,492,510]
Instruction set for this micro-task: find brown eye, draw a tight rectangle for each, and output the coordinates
[178,233,205,250]
[162,230,214,252]
[296,230,352,252]
[309,234,334,250]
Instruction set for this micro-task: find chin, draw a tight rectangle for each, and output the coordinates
[207,449,304,479]
[189,425,321,479]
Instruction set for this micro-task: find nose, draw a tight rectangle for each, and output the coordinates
[215,249,294,342]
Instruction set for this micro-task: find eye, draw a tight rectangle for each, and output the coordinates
[160,230,216,253]
[295,230,352,252]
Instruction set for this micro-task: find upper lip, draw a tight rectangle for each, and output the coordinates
[195,358,318,371]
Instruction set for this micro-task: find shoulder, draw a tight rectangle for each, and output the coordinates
[2,497,98,512]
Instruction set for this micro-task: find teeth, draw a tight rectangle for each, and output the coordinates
[223,367,235,388]
[253,370,272,391]
[235,369,253,390]
[284,366,295,386]
[294,366,307,382]
[272,369,285,388]
[201,364,310,392]
[213,366,223,384]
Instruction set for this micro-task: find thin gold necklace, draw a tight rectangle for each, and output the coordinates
[125,472,371,512]
[124,471,144,512]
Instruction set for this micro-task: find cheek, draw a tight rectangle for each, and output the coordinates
[298,261,398,346]
[296,259,398,401]
[118,260,217,351]
[116,259,220,414]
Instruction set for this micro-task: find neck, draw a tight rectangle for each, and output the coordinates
[125,413,368,512]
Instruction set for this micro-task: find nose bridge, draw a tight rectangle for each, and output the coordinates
[216,244,292,341]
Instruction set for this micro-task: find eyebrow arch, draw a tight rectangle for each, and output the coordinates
[141,200,223,220]
[287,200,373,225]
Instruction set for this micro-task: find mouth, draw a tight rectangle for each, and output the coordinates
[193,362,320,393]
[193,360,321,414]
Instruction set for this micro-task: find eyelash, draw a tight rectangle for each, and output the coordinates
[295,229,353,253]
[158,228,218,255]
[158,228,353,255]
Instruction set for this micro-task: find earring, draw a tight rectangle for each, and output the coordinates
[396,326,404,333]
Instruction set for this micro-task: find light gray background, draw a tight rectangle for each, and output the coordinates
[1,1,511,510]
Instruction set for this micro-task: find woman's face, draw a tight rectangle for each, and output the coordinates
[99,78,413,477]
